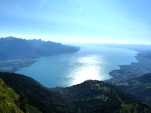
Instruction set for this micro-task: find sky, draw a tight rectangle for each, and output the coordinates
[0,0,151,44]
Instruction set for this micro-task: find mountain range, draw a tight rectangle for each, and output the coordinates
[0,37,79,72]
[0,37,79,60]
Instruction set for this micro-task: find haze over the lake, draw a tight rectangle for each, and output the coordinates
[0,0,151,44]
[17,45,138,87]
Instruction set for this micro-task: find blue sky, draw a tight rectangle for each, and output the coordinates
[0,0,151,44]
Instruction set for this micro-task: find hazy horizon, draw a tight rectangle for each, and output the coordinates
[1,0,151,44]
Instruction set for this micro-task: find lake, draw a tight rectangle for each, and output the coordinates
[17,44,138,87]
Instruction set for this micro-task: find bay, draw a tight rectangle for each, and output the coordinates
[17,45,138,87]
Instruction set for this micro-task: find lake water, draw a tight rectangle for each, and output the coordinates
[17,45,138,87]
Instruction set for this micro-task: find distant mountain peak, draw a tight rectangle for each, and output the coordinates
[0,36,80,60]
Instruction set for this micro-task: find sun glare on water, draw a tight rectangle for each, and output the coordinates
[69,55,103,85]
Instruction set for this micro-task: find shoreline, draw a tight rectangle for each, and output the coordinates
[0,50,80,73]
[109,50,151,84]
[0,58,37,72]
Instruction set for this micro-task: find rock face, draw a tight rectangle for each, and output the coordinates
[0,72,151,113]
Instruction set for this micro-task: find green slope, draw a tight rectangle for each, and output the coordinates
[0,72,150,113]
[0,76,42,113]
[117,73,151,106]
[0,79,24,113]
[55,80,151,113]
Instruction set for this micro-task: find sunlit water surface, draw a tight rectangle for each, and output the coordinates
[17,45,138,87]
